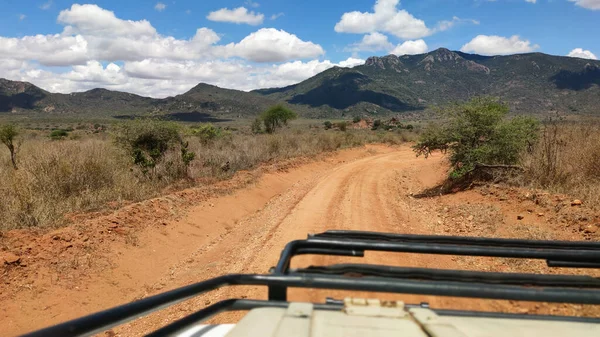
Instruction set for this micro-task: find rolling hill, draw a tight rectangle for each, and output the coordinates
[2,48,600,119]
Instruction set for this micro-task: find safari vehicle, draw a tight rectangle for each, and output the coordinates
[24,230,600,337]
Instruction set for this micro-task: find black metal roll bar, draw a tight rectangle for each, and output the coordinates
[21,230,600,337]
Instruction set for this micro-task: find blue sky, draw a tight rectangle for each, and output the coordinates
[0,0,598,97]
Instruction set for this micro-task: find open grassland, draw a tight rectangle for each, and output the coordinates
[0,122,417,230]
[521,119,600,207]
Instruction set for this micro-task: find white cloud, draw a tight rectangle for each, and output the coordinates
[334,0,432,39]
[271,13,284,20]
[0,34,89,66]
[390,39,428,55]
[436,16,479,32]
[58,4,156,37]
[207,7,264,25]
[338,57,365,68]
[224,28,324,62]
[567,48,598,60]
[568,0,600,10]
[19,14,26,21]
[154,2,166,12]
[525,0,537,3]
[40,0,52,10]
[460,35,539,55]
[346,32,393,52]
[0,4,332,97]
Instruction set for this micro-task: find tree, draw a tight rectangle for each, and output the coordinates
[413,97,539,178]
[0,124,19,170]
[261,105,298,133]
[323,121,332,130]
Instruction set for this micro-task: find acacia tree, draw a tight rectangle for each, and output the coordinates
[413,97,539,178]
[261,105,298,133]
[0,124,19,170]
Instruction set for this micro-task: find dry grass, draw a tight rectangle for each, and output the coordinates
[0,126,416,230]
[520,120,600,207]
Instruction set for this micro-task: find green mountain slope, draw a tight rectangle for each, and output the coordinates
[256,48,600,116]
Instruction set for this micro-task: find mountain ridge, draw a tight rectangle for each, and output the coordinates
[2,48,600,118]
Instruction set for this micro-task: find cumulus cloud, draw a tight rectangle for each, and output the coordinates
[567,48,598,60]
[334,0,432,39]
[207,7,264,25]
[0,4,335,97]
[58,4,156,37]
[223,28,324,62]
[568,0,600,10]
[390,39,428,56]
[345,32,393,52]
[334,0,474,39]
[460,35,539,55]
[154,2,166,12]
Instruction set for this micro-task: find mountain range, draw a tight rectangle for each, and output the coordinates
[2,48,600,120]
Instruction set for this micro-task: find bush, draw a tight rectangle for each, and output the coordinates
[251,118,263,134]
[114,119,194,177]
[353,116,362,123]
[372,120,382,130]
[413,97,539,177]
[323,121,333,130]
[337,122,348,132]
[261,105,298,133]
[191,123,224,144]
[50,129,69,140]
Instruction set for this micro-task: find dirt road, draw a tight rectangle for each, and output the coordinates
[3,145,598,336]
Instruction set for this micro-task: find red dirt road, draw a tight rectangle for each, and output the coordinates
[2,145,598,336]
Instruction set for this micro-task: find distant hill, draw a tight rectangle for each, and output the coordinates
[2,48,600,119]
[256,48,600,117]
[0,79,287,120]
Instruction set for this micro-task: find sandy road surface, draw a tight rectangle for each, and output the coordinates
[4,144,598,336]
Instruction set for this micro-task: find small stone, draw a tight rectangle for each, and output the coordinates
[580,224,598,234]
[205,300,212,305]
[517,215,525,220]
[3,253,21,265]
[571,200,583,206]
[517,308,529,314]
[467,215,474,221]
[537,213,544,217]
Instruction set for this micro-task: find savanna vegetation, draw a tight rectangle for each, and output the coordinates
[0,106,417,230]
[414,97,600,206]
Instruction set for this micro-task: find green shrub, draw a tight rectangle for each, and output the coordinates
[323,121,333,130]
[191,123,224,144]
[353,116,362,123]
[372,120,382,130]
[50,129,69,140]
[413,97,539,177]
[251,118,263,134]
[337,121,348,132]
[114,119,194,176]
